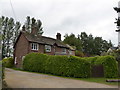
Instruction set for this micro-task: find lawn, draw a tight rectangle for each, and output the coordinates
[11,67,119,86]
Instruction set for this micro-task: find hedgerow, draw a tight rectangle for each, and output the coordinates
[84,55,118,78]
[23,53,90,78]
[94,56,118,78]
[23,53,118,78]
[23,53,48,73]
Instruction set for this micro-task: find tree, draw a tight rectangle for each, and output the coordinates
[0,16,21,58]
[0,16,44,58]
[64,32,113,56]
[63,33,82,51]
[25,16,43,35]
[79,32,90,55]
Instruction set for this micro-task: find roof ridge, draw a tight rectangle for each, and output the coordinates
[42,35,56,40]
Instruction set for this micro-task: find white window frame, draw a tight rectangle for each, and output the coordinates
[45,45,51,52]
[31,43,39,50]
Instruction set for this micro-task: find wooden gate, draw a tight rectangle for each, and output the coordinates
[91,65,104,77]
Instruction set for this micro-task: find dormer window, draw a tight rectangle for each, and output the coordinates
[31,43,39,50]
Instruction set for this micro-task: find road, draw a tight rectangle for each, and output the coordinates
[5,68,118,88]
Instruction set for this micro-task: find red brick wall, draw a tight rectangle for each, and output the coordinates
[14,34,29,68]
[14,34,75,68]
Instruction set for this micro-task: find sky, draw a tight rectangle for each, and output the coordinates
[0,0,119,46]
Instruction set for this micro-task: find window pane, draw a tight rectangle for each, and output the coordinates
[31,43,38,50]
[45,45,51,52]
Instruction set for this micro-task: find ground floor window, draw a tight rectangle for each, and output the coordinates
[62,48,66,53]
[45,45,51,52]
[31,43,39,50]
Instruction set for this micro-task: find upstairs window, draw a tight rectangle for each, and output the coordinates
[45,45,51,52]
[31,43,39,50]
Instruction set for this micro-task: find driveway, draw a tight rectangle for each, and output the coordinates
[5,68,118,88]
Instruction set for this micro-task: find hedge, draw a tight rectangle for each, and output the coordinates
[94,56,118,78]
[23,53,118,78]
[23,53,91,78]
[84,56,118,78]
[23,53,48,73]
[44,55,90,77]
[2,57,14,68]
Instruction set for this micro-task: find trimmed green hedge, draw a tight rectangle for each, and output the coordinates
[2,57,14,68]
[94,56,118,78]
[23,53,91,78]
[44,55,90,77]
[23,53,118,78]
[23,53,48,73]
[84,56,118,78]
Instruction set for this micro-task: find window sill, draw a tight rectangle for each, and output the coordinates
[31,50,39,52]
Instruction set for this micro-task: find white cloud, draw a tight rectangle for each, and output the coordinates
[1,0,120,46]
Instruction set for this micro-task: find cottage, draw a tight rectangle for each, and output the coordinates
[14,26,75,68]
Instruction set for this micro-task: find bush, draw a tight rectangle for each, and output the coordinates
[75,50,84,57]
[23,53,118,78]
[2,57,14,68]
[23,53,48,73]
[45,55,90,77]
[23,53,91,78]
[84,56,118,78]
[94,56,118,78]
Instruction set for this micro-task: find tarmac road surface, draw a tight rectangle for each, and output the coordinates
[5,68,118,88]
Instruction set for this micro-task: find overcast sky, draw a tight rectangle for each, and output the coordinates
[0,0,119,46]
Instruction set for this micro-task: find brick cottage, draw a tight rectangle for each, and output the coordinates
[14,26,75,68]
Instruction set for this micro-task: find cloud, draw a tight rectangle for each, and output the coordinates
[1,0,119,46]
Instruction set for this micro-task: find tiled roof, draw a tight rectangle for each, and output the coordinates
[22,31,73,49]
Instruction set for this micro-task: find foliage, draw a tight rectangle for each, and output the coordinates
[25,16,44,35]
[63,33,82,51]
[23,53,91,78]
[63,32,113,56]
[23,53,118,78]
[75,50,84,57]
[23,53,48,73]
[2,57,14,68]
[0,16,21,58]
[85,56,118,78]
[0,16,44,59]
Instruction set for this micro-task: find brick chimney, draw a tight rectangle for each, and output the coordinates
[31,26,37,35]
[56,33,61,41]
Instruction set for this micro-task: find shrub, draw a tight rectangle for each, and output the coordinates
[84,56,118,78]
[75,50,84,57]
[2,57,14,68]
[23,53,91,78]
[23,53,48,73]
[23,53,118,78]
[94,56,118,78]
